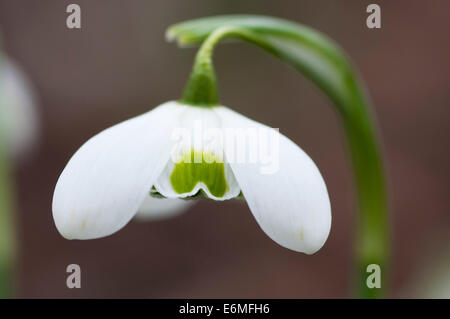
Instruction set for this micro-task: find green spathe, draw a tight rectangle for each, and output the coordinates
[170,150,229,198]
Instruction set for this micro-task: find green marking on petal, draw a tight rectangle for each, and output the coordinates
[170,150,229,198]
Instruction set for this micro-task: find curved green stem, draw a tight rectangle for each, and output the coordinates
[180,27,222,106]
[0,52,15,298]
[0,136,13,299]
[181,25,289,107]
[169,15,390,298]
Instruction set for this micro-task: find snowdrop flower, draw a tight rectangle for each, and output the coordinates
[52,18,336,255]
[53,101,331,254]
[0,57,38,157]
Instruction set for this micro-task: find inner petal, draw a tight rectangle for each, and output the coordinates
[171,150,228,198]
[152,106,241,200]
[153,149,240,200]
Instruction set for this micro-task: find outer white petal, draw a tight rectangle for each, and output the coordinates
[0,58,39,157]
[135,196,195,221]
[52,101,184,239]
[215,107,331,254]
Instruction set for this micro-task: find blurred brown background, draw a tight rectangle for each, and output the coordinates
[0,0,449,298]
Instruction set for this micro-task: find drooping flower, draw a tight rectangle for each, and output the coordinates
[52,101,331,254]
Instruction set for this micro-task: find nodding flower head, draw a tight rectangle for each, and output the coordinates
[52,101,331,254]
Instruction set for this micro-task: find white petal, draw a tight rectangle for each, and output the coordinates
[52,101,184,239]
[135,196,195,221]
[215,107,331,254]
[153,106,241,200]
[0,58,39,157]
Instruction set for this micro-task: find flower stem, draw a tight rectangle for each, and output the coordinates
[0,52,15,299]
[0,143,14,299]
[169,15,390,298]
[180,27,227,107]
[180,25,283,107]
